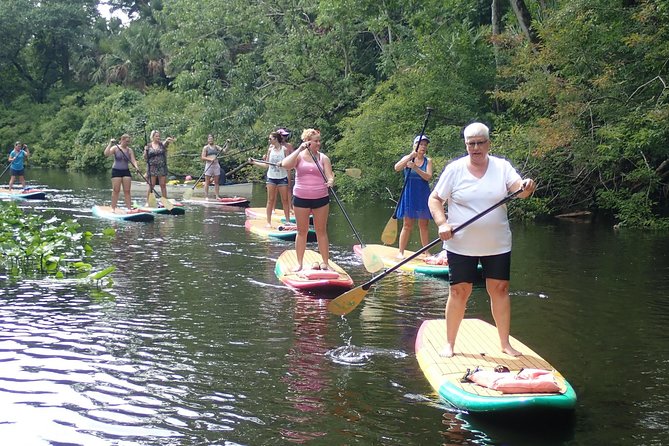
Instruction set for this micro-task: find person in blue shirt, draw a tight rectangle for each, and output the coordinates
[8,142,30,190]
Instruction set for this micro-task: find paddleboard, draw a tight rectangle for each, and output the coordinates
[245,207,295,223]
[185,196,250,207]
[275,249,354,292]
[244,219,316,242]
[0,188,47,200]
[353,244,453,277]
[91,205,154,222]
[135,199,186,215]
[415,319,577,414]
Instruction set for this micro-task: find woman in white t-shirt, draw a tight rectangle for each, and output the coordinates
[428,122,536,359]
[249,131,292,226]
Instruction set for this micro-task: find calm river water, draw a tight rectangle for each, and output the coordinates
[1,169,668,446]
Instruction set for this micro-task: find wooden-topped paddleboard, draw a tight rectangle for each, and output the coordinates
[353,244,452,277]
[91,205,154,222]
[0,188,46,200]
[136,199,186,215]
[185,196,250,207]
[244,219,316,242]
[245,206,295,223]
[275,249,353,292]
[415,319,577,413]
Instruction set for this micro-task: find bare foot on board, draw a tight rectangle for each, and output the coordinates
[502,345,522,357]
[439,344,455,358]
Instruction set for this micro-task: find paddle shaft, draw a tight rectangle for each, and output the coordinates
[190,140,230,190]
[304,148,366,247]
[391,107,432,219]
[226,160,251,177]
[363,189,523,290]
[0,163,11,179]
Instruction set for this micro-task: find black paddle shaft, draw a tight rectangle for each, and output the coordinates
[363,188,523,290]
[305,147,366,247]
[392,107,433,219]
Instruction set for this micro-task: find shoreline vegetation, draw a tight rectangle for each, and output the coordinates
[1,1,668,228]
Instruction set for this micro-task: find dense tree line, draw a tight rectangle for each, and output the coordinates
[0,0,667,227]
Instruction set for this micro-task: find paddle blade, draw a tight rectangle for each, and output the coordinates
[161,196,174,210]
[148,192,158,208]
[344,168,362,179]
[361,246,384,273]
[327,286,369,316]
[380,217,397,245]
[183,187,194,200]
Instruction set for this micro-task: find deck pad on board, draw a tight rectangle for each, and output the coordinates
[415,319,576,413]
[92,205,154,222]
[275,249,353,291]
[353,244,451,277]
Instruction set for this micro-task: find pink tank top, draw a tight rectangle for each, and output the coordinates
[293,154,328,199]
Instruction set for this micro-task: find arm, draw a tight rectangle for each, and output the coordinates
[22,146,30,158]
[407,157,433,181]
[163,137,174,148]
[321,154,335,187]
[394,152,415,171]
[129,149,139,170]
[200,146,210,162]
[428,190,452,240]
[104,139,117,157]
[280,142,308,170]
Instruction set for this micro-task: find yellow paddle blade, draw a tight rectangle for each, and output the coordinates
[327,286,369,316]
[148,192,158,208]
[183,187,194,200]
[380,217,397,245]
[161,196,174,210]
[344,168,362,179]
[361,246,384,273]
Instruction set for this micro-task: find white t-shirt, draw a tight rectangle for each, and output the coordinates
[432,155,521,256]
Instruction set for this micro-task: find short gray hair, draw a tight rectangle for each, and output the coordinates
[463,122,489,140]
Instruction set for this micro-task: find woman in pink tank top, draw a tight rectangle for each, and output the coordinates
[280,129,335,272]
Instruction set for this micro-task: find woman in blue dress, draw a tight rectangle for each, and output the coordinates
[394,134,434,258]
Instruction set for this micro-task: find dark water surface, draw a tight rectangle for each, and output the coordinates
[1,170,668,445]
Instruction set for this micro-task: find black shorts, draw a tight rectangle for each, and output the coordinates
[10,168,24,176]
[447,251,511,285]
[293,195,329,209]
[112,168,132,178]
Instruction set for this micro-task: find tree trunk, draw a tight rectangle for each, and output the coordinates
[509,0,540,45]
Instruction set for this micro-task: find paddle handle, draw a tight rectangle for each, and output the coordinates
[363,188,523,290]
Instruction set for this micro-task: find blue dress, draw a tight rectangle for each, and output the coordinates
[396,157,432,220]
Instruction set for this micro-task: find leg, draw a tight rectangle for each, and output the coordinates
[487,278,521,356]
[441,282,473,357]
[398,217,415,257]
[213,175,220,198]
[111,177,122,210]
[292,205,312,271]
[418,218,430,249]
[19,175,26,189]
[204,175,211,198]
[8,175,15,190]
[121,176,133,209]
[266,183,278,226]
[311,204,330,268]
[278,185,291,223]
[158,176,168,199]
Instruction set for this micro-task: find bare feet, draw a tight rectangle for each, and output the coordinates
[395,252,405,260]
[439,344,455,358]
[319,262,331,271]
[502,344,522,357]
[264,222,273,228]
[291,265,302,273]
[311,262,321,270]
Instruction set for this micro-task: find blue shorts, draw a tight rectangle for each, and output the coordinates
[447,251,511,285]
[10,168,24,176]
[267,177,289,186]
[293,195,329,209]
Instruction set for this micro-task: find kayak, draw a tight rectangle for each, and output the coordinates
[91,205,154,222]
[275,249,353,292]
[415,319,577,414]
[135,199,186,215]
[244,219,316,242]
[185,196,250,207]
[353,244,452,277]
[0,188,47,200]
[245,207,295,223]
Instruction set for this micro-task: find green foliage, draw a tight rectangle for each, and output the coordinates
[0,202,115,282]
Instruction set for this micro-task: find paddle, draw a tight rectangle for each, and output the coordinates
[303,148,384,273]
[249,158,362,179]
[183,139,230,200]
[0,163,11,179]
[225,160,251,178]
[113,142,173,211]
[328,188,524,316]
[381,107,433,245]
